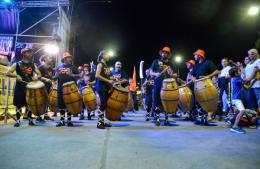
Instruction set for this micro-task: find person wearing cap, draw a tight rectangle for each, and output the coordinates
[242,49,260,113]
[191,49,219,125]
[37,55,54,121]
[185,59,196,83]
[150,46,177,126]
[95,50,114,129]
[53,51,81,127]
[77,63,96,120]
[142,69,154,121]
[6,48,42,127]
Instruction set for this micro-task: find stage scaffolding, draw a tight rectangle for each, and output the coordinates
[0,0,72,66]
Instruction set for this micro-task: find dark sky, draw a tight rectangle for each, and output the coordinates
[72,0,260,78]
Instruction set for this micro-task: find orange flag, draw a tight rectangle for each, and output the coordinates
[130,65,137,92]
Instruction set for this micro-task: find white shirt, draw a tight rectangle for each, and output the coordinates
[244,58,260,88]
[219,66,231,78]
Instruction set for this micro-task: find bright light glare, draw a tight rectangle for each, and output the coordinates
[108,50,115,57]
[109,67,114,71]
[175,56,182,63]
[44,44,59,54]
[3,0,12,3]
[248,6,259,16]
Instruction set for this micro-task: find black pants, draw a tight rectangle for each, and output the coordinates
[98,91,109,111]
[130,91,139,111]
[145,94,152,112]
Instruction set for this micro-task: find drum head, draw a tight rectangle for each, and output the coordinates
[62,81,75,87]
[163,78,176,82]
[26,81,45,89]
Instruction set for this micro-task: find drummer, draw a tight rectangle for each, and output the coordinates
[111,61,128,87]
[38,55,54,121]
[53,51,81,127]
[191,49,219,124]
[142,69,154,121]
[6,48,42,127]
[150,46,177,126]
[95,50,114,129]
[78,64,96,120]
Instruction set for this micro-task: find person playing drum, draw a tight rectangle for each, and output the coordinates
[191,49,219,124]
[38,55,54,121]
[6,48,42,127]
[111,61,128,87]
[142,69,154,121]
[150,46,177,126]
[78,64,96,120]
[95,50,114,129]
[54,52,81,127]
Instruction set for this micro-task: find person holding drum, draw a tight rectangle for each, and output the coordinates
[78,64,96,120]
[6,48,42,127]
[54,51,81,127]
[191,49,219,125]
[142,69,154,121]
[111,61,128,87]
[38,55,54,121]
[95,50,114,129]
[150,46,177,126]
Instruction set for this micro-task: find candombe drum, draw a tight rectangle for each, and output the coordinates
[194,77,218,112]
[178,84,194,112]
[160,78,179,113]
[26,81,48,116]
[62,81,82,115]
[48,84,59,113]
[106,86,128,121]
[82,86,97,111]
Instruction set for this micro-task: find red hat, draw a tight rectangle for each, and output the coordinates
[193,49,205,58]
[63,51,72,59]
[162,47,171,53]
[186,59,196,65]
[21,48,32,54]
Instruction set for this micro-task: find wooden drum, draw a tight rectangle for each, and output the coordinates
[82,86,97,111]
[178,85,194,112]
[63,81,82,115]
[106,86,128,121]
[160,78,179,114]
[26,81,48,116]
[194,77,218,112]
[48,85,59,113]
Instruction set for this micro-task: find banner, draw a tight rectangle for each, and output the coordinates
[0,65,16,109]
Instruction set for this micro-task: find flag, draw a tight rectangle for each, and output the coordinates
[129,65,136,92]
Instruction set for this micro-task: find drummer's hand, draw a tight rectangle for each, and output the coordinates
[32,76,39,81]
[16,75,23,82]
[108,79,114,84]
[112,81,120,86]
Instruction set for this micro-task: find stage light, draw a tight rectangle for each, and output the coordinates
[44,44,59,55]
[175,55,182,63]
[108,50,115,57]
[109,67,114,71]
[248,6,259,16]
[3,0,12,4]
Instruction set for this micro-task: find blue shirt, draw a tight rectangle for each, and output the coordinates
[231,77,243,100]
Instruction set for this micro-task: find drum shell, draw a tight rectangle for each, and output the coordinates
[160,79,179,114]
[26,82,48,116]
[178,86,194,112]
[63,82,82,115]
[82,86,97,111]
[48,88,59,113]
[106,87,128,121]
[194,78,218,112]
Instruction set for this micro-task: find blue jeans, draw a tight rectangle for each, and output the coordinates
[243,88,257,110]
[253,87,260,108]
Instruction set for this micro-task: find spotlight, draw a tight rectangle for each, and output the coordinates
[108,50,115,57]
[248,6,259,16]
[3,0,12,4]
[44,44,59,55]
[109,67,114,71]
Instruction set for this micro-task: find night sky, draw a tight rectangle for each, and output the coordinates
[72,0,260,78]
